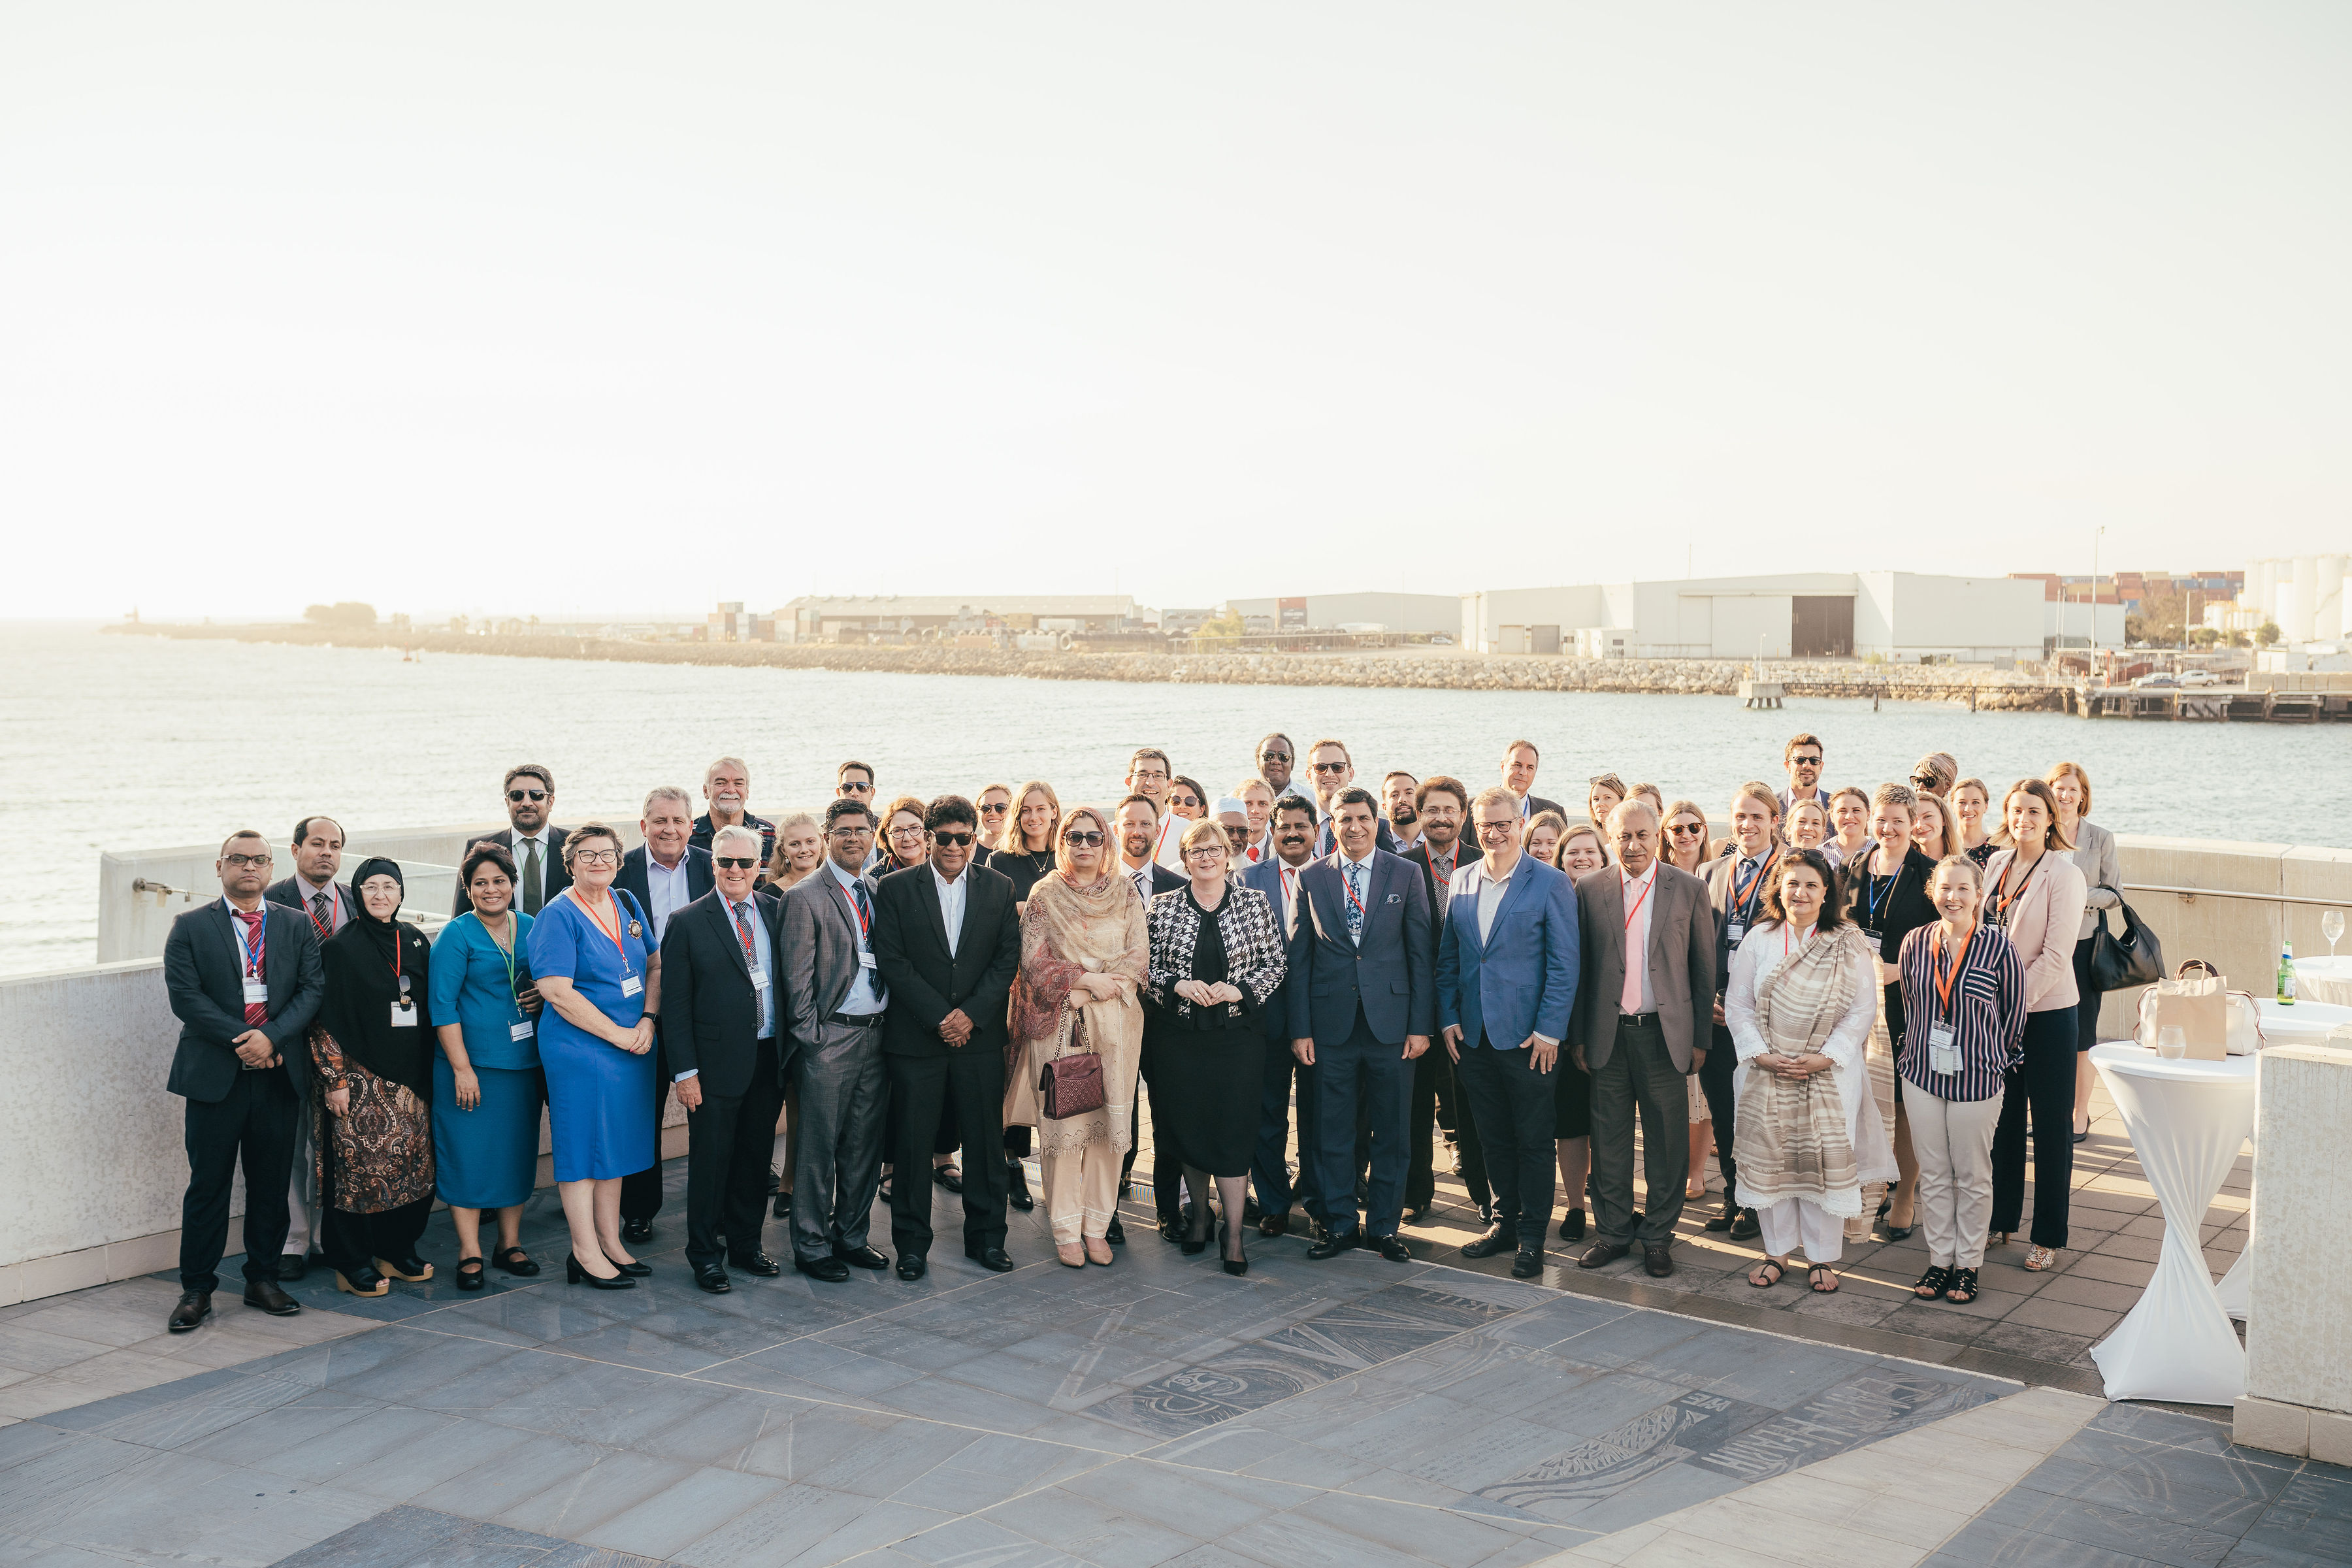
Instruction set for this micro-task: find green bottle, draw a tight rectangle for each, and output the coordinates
[2277,940,2296,1005]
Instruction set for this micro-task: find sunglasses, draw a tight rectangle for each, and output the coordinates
[838,781,874,794]
[1169,794,1201,809]
[1790,755,1822,767]
[1911,774,1938,788]
[979,802,1008,815]
[932,831,974,847]
[1260,752,1292,763]
[1667,823,1706,836]
[1062,830,1106,847]
[1311,760,1349,774]
[506,789,548,802]
[715,856,760,870]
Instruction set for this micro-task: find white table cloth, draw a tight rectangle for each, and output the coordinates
[2255,994,2352,1047]
[2291,954,2352,1007]
[2087,1043,2257,1405]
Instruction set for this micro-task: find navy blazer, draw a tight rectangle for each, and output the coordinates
[1284,850,1434,1046]
[1434,856,1580,1051]
[163,899,326,1102]
[615,843,715,939]
[1239,855,1309,1045]
[264,875,353,929]
[455,826,572,915]
[658,888,787,1098]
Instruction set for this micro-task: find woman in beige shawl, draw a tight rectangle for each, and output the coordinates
[1725,849,1896,1294]
[1004,804,1149,1267]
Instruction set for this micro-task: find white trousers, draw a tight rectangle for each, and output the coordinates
[1039,1139,1121,1245]
[1755,1196,1846,1264]
[1907,1086,2002,1270]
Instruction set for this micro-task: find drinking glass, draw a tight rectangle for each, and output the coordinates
[2323,908,2345,958]
[2156,1026,2187,1062]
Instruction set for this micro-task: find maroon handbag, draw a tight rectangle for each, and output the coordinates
[1039,1008,1107,1119]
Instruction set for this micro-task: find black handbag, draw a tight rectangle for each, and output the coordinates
[2089,899,2164,992]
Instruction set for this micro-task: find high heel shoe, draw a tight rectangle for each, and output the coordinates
[566,1252,635,1290]
[1181,1219,1209,1256]
[1220,1221,1249,1277]
[601,1250,652,1278]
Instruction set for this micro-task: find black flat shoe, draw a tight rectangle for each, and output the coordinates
[1370,1234,1411,1263]
[877,1173,896,1203]
[491,1246,540,1277]
[796,1256,850,1282]
[454,1258,486,1292]
[1511,1248,1543,1280]
[1728,1207,1761,1242]
[932,1164,963,1193]
[774,1191,793,1218]
[1158,1214,1187,1243]
[1560,1209,1586,1242]
[565,1253,634,1290]
[694,1263,732,1294]
[834,1245,888,1271]
[728,1251,782,1278]
[602,1252,652,1278]
[278,1252,308,1282]
[621,1218,654,1245]
[1461,1226,1518,1260]
[966,1246,1016,1273]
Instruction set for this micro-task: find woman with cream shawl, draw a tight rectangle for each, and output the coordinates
[1004,804,1149,1267]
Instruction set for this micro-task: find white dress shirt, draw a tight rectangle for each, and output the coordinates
[1152,810,1189,871]
[644,850,694,943]
[1620,862,1658,1013]
[511,829,554,906]
[1471,857,1518,947]
[932,864,967,958]
[1124,857,1158,907]
[826,859,886,1014]
[1275,861,1305,934]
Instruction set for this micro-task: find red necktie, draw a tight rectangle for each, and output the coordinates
[234,910,268,1024]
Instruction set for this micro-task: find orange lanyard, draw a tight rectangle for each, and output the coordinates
[1994,856,2040,921]
[1622,872,1654,931]
[572,890,633,975]
[1730,848,1776,919]
[1935,926,1974,1017]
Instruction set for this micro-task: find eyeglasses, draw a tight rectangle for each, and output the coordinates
[827,825,874,840]
[1311,760,1349,774]
[1667,823,1706,836]
[887,824,926,840]
[1184,845,1225,858]
[715,856,760,870]
[222,853,272,868]
[1475,819,1517,835]
[1062,830,1105,847]
[932,831,974,847]
[574,849,620,866]
[506,789,547,802]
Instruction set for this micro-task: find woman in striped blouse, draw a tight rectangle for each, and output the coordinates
[1896,856,2028,1306]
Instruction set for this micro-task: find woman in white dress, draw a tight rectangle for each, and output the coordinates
[1725,848,1898,1293]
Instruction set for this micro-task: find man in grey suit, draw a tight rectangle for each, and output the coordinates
[1571,799,1716,1278]
[778,797,890,1282]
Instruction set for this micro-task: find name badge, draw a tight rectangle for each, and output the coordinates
[510,1021,535,1041]
[1725,923,1746,947]
[858,951,877,969]
[749,964,770,991]
[390,1002,417,1028]
[1928,1022,1958,1075]
[242,977,269,1006]
[621,974,644,998]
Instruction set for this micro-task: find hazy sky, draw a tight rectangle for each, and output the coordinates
[5,4,2347,620]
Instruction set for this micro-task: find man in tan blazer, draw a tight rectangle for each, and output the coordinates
[1571,800,1717,1277]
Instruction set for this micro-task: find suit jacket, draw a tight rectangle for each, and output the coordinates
[264,875,353,932]
[1572,863,1716,1072]
[1703,846,1783,998]
[658,888,786,1099]
[1435,857,1581,1051]
[163,900,327,1102]
[778,864,885,1053]
[1239,856,1311,1045]
[454,826,572,915]
[872,862,1021,1060]
[1284,850,1435,1046]
[615,844,715,936]
[1120,861,1186,902]
[1402,840,1473,939]
[1524,794,1567,822]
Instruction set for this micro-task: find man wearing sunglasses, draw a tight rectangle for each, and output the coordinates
[1255,733,1299,799]
[1776,734,1830,818]
[615,786,717,1242]
[1307,740,1399,855]
[872,796,1023,1280]
[456,763,569,917]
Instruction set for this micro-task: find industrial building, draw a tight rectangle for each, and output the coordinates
[777,595,1135,644]
[1223,591,1460,636]
[1460,572,2046,662]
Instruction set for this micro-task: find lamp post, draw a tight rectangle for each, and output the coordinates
[2091,525,2106,663]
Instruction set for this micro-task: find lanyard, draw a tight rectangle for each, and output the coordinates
[732,902,758,964]
[1934,926,1975,1019]
[572,889,634,975]
[1993,855,2042,922]
[237,909,265,976]
[1865,868,1896,930]
[840,876,871,940]
[1731,848,1777,923]
[1433,843,1458,885]
[479,912,523,1017]
[1341,858,1369,920]
[1780,922,1814,958]
[1622,872,1653,931]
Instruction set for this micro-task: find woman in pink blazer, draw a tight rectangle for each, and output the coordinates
[1980,779,2089,1274]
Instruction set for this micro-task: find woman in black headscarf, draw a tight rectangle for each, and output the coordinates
[309,857,438,1296]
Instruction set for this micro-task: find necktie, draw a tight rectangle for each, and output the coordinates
[1345,860,1365,943]
[732,900,755,963]
[521,838,544,915]
[1620,878,1644,1014]
[235,910,267,1024]
[309,891,333,939]
[1135,868,1151,903]
[851,881,872,940]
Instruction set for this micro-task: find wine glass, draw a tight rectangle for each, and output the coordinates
[2323,908,2345,958]
[2156,1026,2187,1062]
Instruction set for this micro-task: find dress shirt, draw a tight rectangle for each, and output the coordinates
[1276,861,1305,932]
[295,875,349,934]
[1472,857,1518,947]
[1620,863,1658,1013]
[512,830,553,906]
[1244,828,1273,864]
[1338,847,1377,947]
[677,895,776,1079]
[1124,858,1158,906]
[826,859,887,1014]
[1423,840,1465,911]
[1390,826,1423,855]
[1152,810,1187,870]
[932,864,967,958]
[644,850,694,943]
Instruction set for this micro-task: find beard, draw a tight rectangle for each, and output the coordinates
[1390,805,1418,828]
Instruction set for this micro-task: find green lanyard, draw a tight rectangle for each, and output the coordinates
[478,911,524,1020]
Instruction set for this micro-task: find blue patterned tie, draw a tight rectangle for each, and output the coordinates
[1345,860,1365,944]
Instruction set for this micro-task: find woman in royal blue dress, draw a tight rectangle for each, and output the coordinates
[525,822,661,1288]
[429,841,546,1291]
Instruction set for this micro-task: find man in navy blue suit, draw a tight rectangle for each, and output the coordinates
[1437,787,1582,1278]
[1287,787,1433,1260]
[1241,794,1324,1238]
[615,787,716,1242]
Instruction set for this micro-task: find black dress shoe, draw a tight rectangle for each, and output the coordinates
[897,1254,927,1281]
[834,1245,888,1271]
[1577,1241,1629,1269]
[1460,1225,1519,1260]
[167,1290,212,1332]
[491,1246,540,1277]
[932,1164,963,1193]
[1643,1243,1676,1278]
[1005,1158,1034,1211]
[454,1258,486,1292]
[1105,1217,1126,1245]
[774,1191,793,1219]
[1369,1234,1411,1262]
[795,1256,851,1282]
[694,1263,732,1294]
[1307,1230,1361,1260]
[966,1247,1015,1273]
[768,1164,784,1195]
[728,1251,782,1277]
[1728,1207,1761,1243]
[1559,1209,1586,1243]
[277,1252,308,1282]
[1158,1214,1186,1243]
[602,1252,652,1278]
[1511,1248,1544,1280]
[621,1218,654,1245]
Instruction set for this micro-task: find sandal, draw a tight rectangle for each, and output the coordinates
[1748,1258,1786,1289]
[2023,1245,2060,1272]
[1808,1264,1840,1294]
[1945,1267,1980,1304]
[491,1247,539,1277]
[1684,1179,1708,1201]
[455,1256,486,1292]
[1912,1265,1951,1300]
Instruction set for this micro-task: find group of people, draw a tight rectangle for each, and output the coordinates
[157,730,2121,1331]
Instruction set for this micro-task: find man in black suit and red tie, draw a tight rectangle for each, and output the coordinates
[162,830,327,1332]
[659,825,787,1293]
[455,763,570,917]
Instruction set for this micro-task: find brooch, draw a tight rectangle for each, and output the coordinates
[628,921,643,938]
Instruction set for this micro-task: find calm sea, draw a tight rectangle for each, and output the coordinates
[4,621,2344,977]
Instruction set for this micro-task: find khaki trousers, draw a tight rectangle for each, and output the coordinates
[1908,1086,2002,1270]
[1039,1137,1121,1245]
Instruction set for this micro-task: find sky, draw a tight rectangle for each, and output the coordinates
[4,3,2349,621]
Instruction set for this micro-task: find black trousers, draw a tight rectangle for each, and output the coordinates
[2070,938,2104,1054]
[685,1038,787,1267]
[1122,1050,1186,1220]
[178,1066,301,1293]
[1697,1022,1738,1194]
[619,1039,671,1222]
[1455,1039,1560,1244]
[1404,1046,1448,1209]
[321,1196,432,1280]
[1991,1005,2080,1249]
[888,1047,1009,1257]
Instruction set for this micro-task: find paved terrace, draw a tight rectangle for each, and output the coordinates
[0,1073,2338,1568]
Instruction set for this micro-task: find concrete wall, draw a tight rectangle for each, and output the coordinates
[1462,585,1607,652]
[2245,1047,2352,1428]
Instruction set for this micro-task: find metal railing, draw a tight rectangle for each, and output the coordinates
[2124,882,2349,910]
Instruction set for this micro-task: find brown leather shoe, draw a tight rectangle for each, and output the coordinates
[167,1291,212,1332]
[1577,1241,1629,1269]
[1643,1243,1675,1278]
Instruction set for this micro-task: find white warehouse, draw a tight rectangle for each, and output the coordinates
[1460,573,2046,662]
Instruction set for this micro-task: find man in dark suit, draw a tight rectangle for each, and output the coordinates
[614,787,716,1242]
[263,813,351,1279]
[1241,794,1324,1238]
[1288,787,1433,1261]
[1571,800,1716,1278]
[778,797,890,1282]
[455,763,569,916]
[1503,739,1565,822]
[659,825,787,1293]
[872,795,1022,1279]
[1701,784,1781,1243]
[162,831,326,1331]
[1400,777,1486,1224]
[1113,792,1186,1235]
[1438,787,1582,1279]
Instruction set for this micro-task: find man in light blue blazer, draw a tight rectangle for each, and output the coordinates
[1437,785,1581,1279]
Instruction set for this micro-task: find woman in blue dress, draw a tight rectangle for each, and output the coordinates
[525,822,660,1289]
[429,842,547,1291]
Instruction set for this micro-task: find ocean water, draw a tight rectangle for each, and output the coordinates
[4,620,2345,977]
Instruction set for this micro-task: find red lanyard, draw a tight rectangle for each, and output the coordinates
[1935,926,1975,1017]
[1994,855,2040,920]
[1341,860,1368,920]
[573,890,634,975]
[733,902,757,964]
[1780,923,1814,957]
[1622,872,1654,931]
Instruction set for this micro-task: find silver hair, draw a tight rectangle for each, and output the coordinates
[1606,798,1661,833]
[643,785,693,817]
[712,823,763,855]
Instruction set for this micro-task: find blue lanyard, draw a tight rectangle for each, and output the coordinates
[238,911,265,975]
[1865,870,1895,930]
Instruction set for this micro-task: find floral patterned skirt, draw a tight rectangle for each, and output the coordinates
[316,1068,435,1215]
